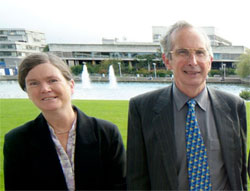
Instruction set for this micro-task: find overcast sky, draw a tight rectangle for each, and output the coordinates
[1,0,250,48]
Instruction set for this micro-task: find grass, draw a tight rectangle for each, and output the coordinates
[0,99,249,190]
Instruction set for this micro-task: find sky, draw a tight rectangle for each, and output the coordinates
[1,0,250,48]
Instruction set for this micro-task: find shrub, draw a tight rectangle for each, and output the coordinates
[209,69,221,77]
[239,90,250,100]
[157,69,173,77]
[227,68,236,75]
[71,65,83,76]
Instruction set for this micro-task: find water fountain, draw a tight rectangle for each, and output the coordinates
[109,65,118,88]
[81,64,91,88]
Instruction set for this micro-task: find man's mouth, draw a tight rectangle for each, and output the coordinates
[184,71,200,75]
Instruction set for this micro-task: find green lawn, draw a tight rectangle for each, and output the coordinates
[0,99,249,190]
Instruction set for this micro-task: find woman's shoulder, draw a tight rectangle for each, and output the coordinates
[75,106,120,141]
[4,114,44,142]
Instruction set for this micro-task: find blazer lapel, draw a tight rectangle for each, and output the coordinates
[152,85,178,188]
[29,114,67,189]
[74,107,102,189]
[208,88,237,188]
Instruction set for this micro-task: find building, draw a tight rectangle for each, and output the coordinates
[1,26,247,72]
[48,38,162,68]
[0,28,46,75]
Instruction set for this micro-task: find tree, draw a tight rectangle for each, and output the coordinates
[70,65,83,75]
[135,53,160,71]
[43,45,49,52]
[236,49,250,78]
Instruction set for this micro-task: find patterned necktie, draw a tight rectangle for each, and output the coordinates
[185,99,212,191]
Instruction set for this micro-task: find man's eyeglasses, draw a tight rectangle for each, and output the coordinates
[169,48,208,61]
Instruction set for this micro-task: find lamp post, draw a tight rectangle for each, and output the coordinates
[152,63,157,78]
[221,63,226,81]
[118,62,122,77]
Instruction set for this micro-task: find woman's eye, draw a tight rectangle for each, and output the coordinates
[29,82,38,86]
[49,79,58,83]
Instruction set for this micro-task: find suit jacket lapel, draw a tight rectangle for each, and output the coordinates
[152,85,178,188]
[74,107,102,189]
[208,88,237,188]
[29,114,67,189]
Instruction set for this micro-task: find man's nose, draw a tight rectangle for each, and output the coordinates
[188,53,198,66]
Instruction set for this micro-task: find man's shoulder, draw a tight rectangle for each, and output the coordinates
[208,87,244,101]
[130,85,172,103]
[207,87,245,107]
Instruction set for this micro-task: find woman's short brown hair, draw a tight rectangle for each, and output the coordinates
[18,52,73,91]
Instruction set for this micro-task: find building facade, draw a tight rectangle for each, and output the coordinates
[48,39,161,68]
[1,26,247,72]
[0,28,46,75]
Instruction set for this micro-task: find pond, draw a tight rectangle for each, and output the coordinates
[1,80,249,100]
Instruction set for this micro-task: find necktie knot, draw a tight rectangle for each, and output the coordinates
[187,99,196,109]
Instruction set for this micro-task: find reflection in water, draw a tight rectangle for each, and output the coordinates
[0,80,249,100]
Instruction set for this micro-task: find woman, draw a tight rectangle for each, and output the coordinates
[3,53,126,190]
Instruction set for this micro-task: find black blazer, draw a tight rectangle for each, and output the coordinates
[4,106,126,190]
[127,85,247,190]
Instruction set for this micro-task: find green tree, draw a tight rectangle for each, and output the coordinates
[70,65,83,76]
[135,53,161,71]
[99,59,122,74]
[43,45,49,52]
[236,49,250,78]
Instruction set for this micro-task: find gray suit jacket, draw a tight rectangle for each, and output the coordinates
[127,85,247,190]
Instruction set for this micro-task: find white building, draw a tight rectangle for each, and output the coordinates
[0,28,46,72]
[48,38,161,67]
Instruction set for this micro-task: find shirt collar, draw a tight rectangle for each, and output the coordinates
[173,83,208,111]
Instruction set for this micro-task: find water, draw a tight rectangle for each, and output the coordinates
[81,64,91,88]
[108,65,117,88]
[0,80,249,100]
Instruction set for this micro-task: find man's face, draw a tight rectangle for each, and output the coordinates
[164,27,213,95]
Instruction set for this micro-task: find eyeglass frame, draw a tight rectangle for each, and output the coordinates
[169,48,209,61]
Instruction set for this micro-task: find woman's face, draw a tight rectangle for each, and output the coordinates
[25,62,74,113]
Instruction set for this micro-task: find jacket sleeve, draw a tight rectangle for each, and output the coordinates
[100,120,127,190]
[4,131,28,190]
[127,98,151,190]
[240,101,247,191]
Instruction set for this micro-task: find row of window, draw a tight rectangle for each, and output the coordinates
[0,44,16,49]
[0,30,25,36]
[213,53,240,60]
[0,44,41,51]
[69,52,158,59]
[0,51,26,57]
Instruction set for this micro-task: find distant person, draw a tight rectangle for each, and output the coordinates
[4,53,126,190]
[127,21,247,190]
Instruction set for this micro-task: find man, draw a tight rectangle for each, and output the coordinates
[127,21,247,190]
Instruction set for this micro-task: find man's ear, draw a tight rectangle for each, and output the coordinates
[162,53,172,70]
[208,56,213,71]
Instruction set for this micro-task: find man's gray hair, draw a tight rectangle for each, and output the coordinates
[160,20,213,59]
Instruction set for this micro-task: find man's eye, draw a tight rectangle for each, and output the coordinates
[196,50,206,55]
[177,49,189,55]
